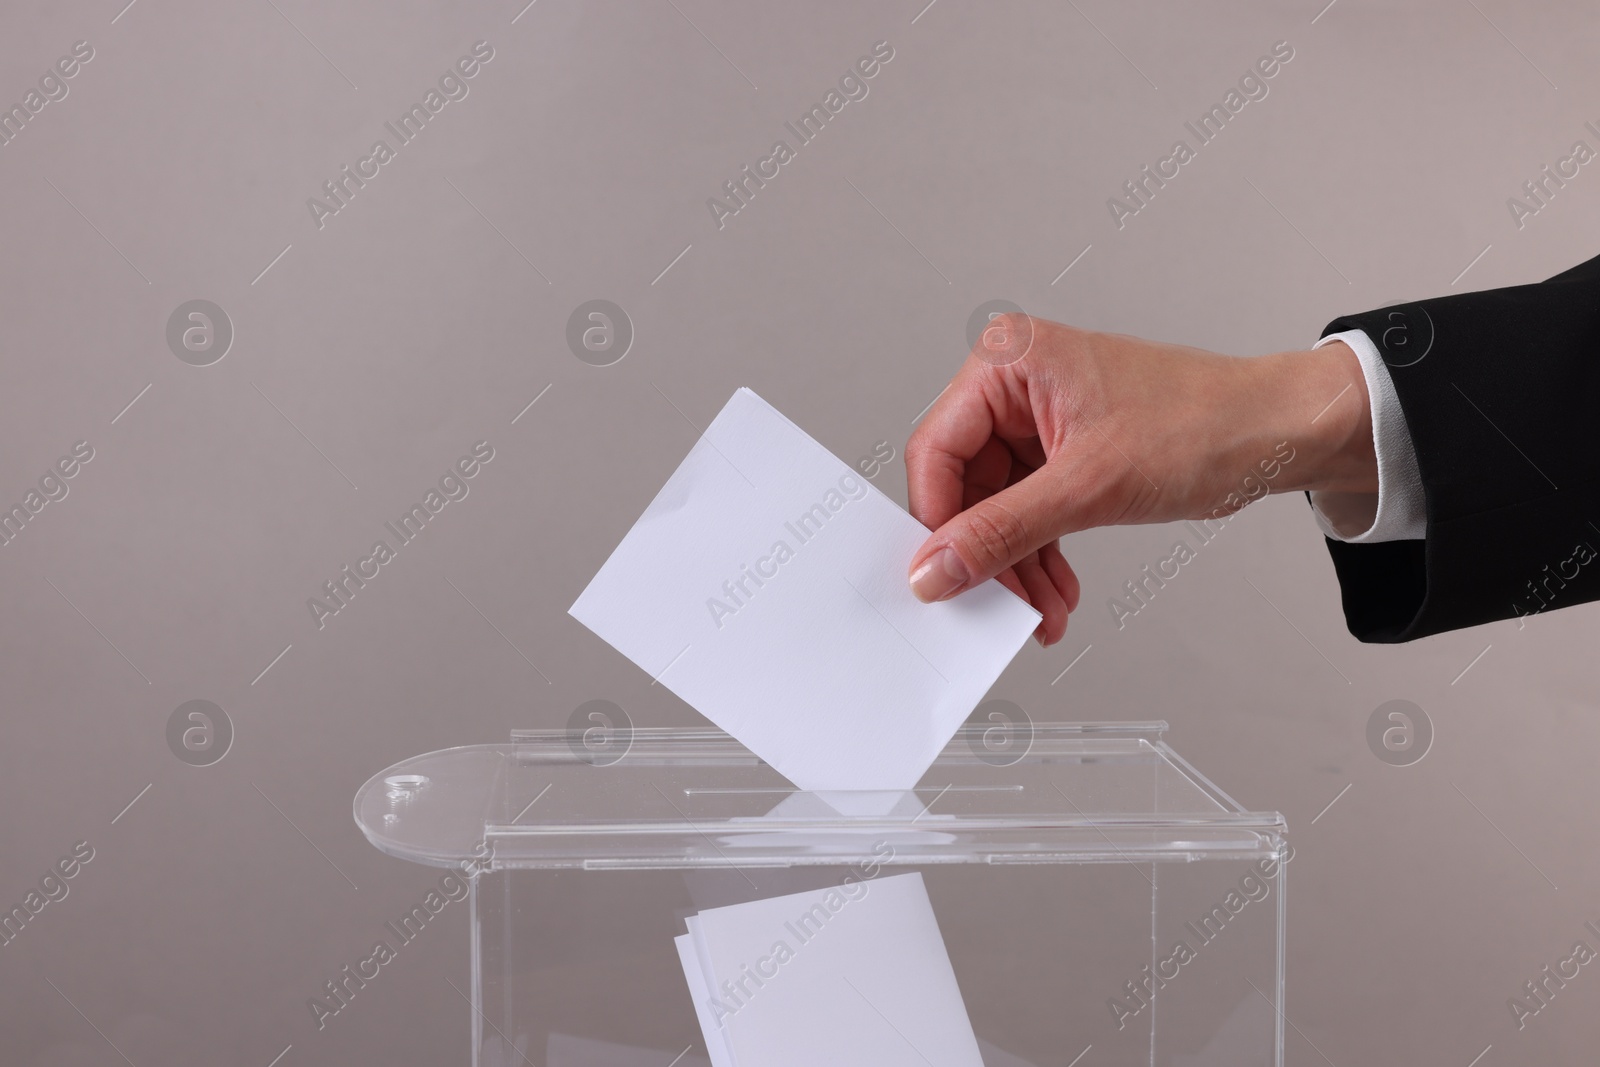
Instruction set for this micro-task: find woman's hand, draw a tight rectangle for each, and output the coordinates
[905,314,1376,646]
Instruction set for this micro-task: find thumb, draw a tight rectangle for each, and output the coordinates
[907,464,1077,603]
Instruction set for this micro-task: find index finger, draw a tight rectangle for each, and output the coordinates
[905,341,1039,532]
[905,363,999,533]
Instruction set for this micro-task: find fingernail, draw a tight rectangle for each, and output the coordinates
[1034,630,1046,648]
[909,547,969,603]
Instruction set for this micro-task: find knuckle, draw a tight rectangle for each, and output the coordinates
[903,425,935,463]
[973,312,1031,362]
[962,500,1029,569]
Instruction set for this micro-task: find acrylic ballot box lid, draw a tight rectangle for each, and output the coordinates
[354,722,1286,870]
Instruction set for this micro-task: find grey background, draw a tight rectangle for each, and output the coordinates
[2,0,1597,1063]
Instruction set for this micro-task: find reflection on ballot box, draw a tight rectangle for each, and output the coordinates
[355,722,1290,1066]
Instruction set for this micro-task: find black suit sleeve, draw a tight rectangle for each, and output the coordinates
[1316,252,1600,642]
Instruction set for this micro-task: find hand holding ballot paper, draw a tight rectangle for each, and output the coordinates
[570,387,1040,792]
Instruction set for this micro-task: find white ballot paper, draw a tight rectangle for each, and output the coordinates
[570,388,1040,791]
[675,872,984,1067]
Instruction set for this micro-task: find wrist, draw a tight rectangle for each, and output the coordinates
[1255,342,1378,495]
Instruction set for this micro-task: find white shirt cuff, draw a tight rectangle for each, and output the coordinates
[1307,329,1427,543]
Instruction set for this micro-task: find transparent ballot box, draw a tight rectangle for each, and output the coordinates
[354,722,1289,1067]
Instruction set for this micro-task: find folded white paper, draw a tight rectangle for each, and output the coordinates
[570,388,1040,790]
[675,872,984,1067]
